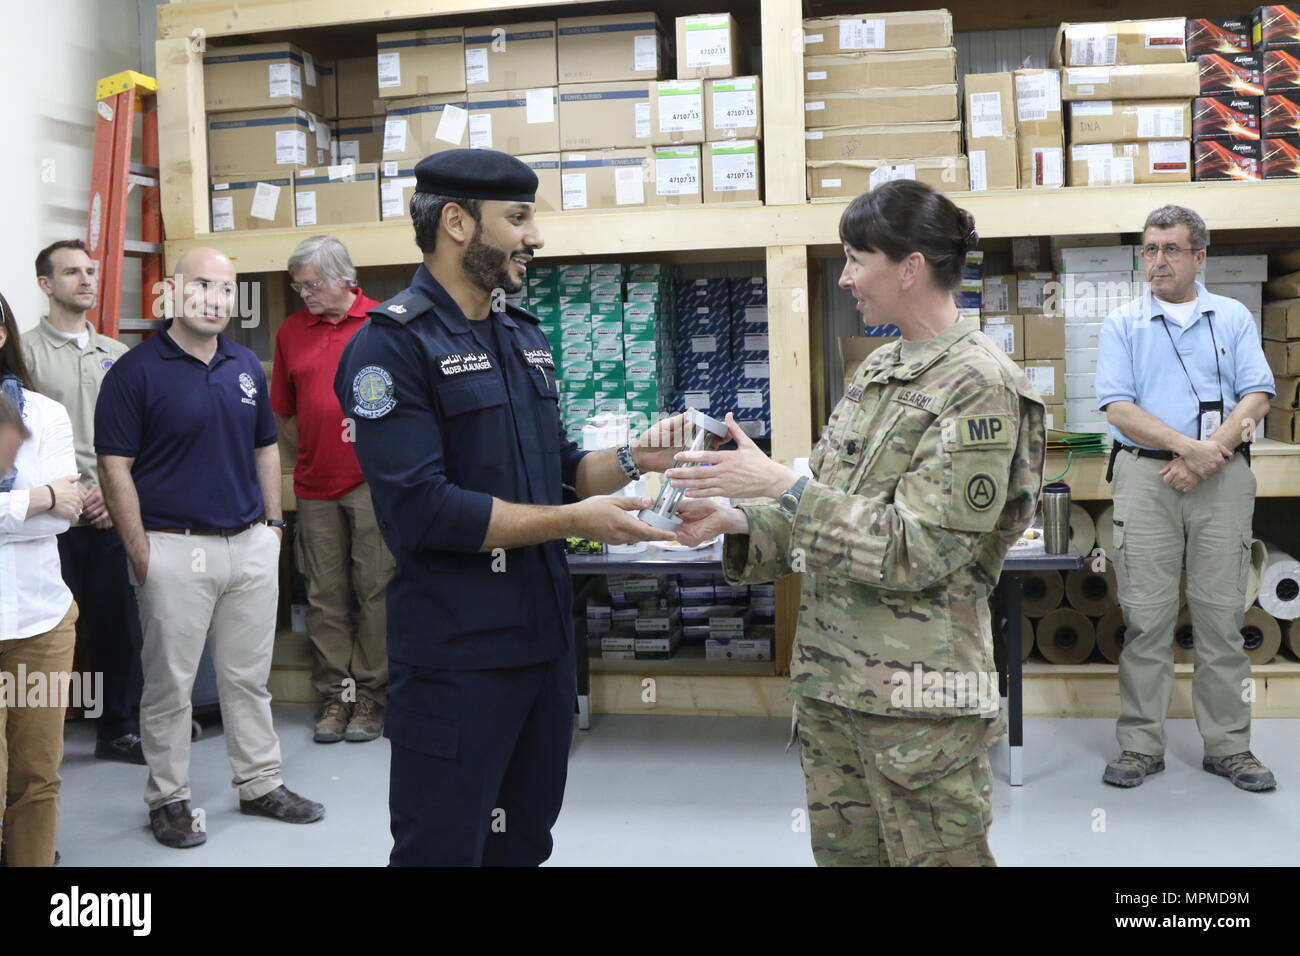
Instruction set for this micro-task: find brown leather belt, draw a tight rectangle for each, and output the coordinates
[151,519,265,537]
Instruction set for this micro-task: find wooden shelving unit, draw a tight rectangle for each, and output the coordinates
[159,0,1300,714]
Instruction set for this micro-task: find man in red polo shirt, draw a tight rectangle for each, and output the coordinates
[272,235,394,744]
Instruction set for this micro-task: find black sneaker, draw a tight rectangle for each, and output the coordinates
[95,733,146,765]
[1103,751,1165,787]
[149,800,206,849]
[1204,751,1277,792]
[239,785,325,824]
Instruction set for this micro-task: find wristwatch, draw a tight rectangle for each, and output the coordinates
[266,519,287,530]
[778,476,809,516]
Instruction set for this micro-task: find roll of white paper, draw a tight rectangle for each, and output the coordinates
[1258,543,1300,621]
[1069,503,1096,558]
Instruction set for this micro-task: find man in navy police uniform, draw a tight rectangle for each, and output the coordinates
[335,149,696,866]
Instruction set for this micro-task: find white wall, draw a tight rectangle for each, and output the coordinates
[1,0,148,333]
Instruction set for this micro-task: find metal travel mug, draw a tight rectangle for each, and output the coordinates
[1042,482,1071,555]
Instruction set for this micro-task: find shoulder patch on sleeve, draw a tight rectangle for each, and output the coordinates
[351,365,397,419]
[955,414,1012,448]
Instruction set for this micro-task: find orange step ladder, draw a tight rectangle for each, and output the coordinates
[87,71,164,338]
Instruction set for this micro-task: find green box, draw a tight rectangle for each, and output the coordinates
[622,320,656,341]
[624,341,658,363]
[592,339,623,360]
[527,283,559,303]
[558,264,591,284]
[589,281,623,305]
[626,263,666,281]
[531,300,562,321]
[558,282,590,305]
[561,342,593,362]
[591,300,624,321]
[559,303,591,323]
[625,282,661,302]
[624,359,657,383]
[594,397,628,415]
[565,380,596,401]
[528,263,557,280]
[622,301,660,322]
[590,262,624,284]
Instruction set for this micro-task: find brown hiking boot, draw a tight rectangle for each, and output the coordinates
[1103,751,1165,788]
[314,697,351,743]
[1203,751,1277,792]
[345,696,384,742]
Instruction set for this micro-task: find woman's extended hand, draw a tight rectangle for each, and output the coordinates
[664,414,798,500]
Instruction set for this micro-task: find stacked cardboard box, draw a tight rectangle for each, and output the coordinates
[802,10,965,200]
[965,73,1018,190]
[674,277,735,421]
[1052,18,1194,188]
[1203,254,1269,333]
[1264,295,1300,442]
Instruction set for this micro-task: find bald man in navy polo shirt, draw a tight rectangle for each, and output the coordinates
[97,248,325,849]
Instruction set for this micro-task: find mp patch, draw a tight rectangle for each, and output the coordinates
[893,388,939,413]
[352,365,396,419]
[956,414,1011,448]
[965,473,998,511]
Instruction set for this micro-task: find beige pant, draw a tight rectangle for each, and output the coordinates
[0,602,77,867]
[133,525,283,810]
[1111,451,1256,757]
[294,484,393,703]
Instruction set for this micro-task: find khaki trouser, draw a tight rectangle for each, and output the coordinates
[1111,451,1255,757]
[795,695,998,867]
[294,484,393,704]
[0,601,78,867]
[133,525,283,810]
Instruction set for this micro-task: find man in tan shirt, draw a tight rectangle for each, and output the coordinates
[22,239,143,764]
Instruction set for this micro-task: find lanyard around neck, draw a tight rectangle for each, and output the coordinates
[1158,307,1222,405]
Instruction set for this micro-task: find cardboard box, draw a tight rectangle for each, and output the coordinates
[1264,337,1300,375]
[1194,138,1263,179]
[1268,270,1300,298]
[1024,314,1066,359]
[464,22,557,92]
[804,121,962,161]
[1264,134,1300,175]
[980,315,1024,360]
[1254,5,1300,49]
[1018,272,1055,312]
[316,60,337,119]
[557,13,665,84]
[706,77,761,141]
[204,43,323,114]
[1052,19,1189,67]
[966,139,1018,191]
[805,84,958,126]
[806,157,968,198]
[982,275,1018,314]
[803,47,956,94]
[1265,407,1300,442]
[1272,373,1300,407]
[376,28,466,98]
[293,163,380,226]
[676,14,741,80]
[1198,53,1265,96]
[1042,404,1067,430]
[1065,322,1104,350]
[1064,371,1096,399]
[1015,69,1064,188]
[561,148,659,209]
[517,152,562,211]
[705,140,761,202]
[559,81,653,149]
[1064,347,1099,374]
[467,89,559,154]
[1207,282,1264,312]
[966,72,1017,141]
[207,108,329,177]
[1263,93,1300,135]
[382,95,469,162]
[1194,95,1262,140]
[1205,254,1269,282]
[335,55,385,119]
[379,162,417,220]
[841,335,899,387]
[1068,100,1191,144]
[332,116,384,165]
[1068,140,1192,185]
[1058,245,1137,272]
[209,171,295,231]
[1061,62,1200,100]
[802,11,953,54]
[1022,360,1065,401]
[651,80,706,146]
[1266,49,1300,91]
[1187,17,1253,57]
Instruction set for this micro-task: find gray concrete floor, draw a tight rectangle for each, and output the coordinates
[53,708,1300,866]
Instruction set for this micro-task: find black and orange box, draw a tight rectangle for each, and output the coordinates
[1252,5,1300,50]
[1194,95,1262,139]
[1199,53,1266,95]
[1265,49,1300,89]
[1195,138,1264,179]
[1188,18,1252,57]
[1264,135,1300,175]
[1264,92,1300,133]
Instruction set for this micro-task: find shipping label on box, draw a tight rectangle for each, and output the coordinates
[1069,99,1190,144]
[293,164,380,226]
[560,149,655,210]
[966,72,1017,141]
[204,43,322,114]
[706,77,762,140]
[804,121,963,162]
[804,48,956,94]
[1054,18,1188,68]
[210,173,294,231]
[981,275,1018,315]
[375,28,466,99]
[705,140,762,202]
[382,95,469,161]
[676,13,741,80]
[557,13,665,84]
[1061,62,1200,100]
[802,11,953,54]
[806,84,958,127]
[651,80,706,145]
[464,22,557,91]
[1022,360,1065,400]
[559,82,653,149]
[653,145,703,204]
[466,89,559,154]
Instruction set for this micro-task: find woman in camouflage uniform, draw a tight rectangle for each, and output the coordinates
[667,180,1045,866]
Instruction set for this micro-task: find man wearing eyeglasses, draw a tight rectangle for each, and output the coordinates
[1096,205,1275,792]
[271,236,392,745]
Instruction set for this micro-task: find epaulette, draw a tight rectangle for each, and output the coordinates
[504,301,541,325]
[367,290,435,327]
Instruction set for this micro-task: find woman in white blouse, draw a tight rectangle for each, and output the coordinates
[0,295,84,867]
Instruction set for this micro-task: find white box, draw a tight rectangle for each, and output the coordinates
[1065,322,1103,350]
[1065,347,1099,374]
[1250,310,1262,336]
[1202,255,1268,283]
[1057,245,1137,273]
[1065,397,1101,422]
[1065,371,1097,399]
[1066,419,1110,433]
[1207,283,1262,314]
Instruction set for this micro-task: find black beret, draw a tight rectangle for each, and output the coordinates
[414,148,538,203]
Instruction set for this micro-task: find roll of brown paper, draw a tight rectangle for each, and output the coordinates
[1069,503,1096,558]
[1036,607,1097,665]
[1286,620,1299,660]
[1094,504,1115,561]
[1021,570,1065,617]
[1240,604,1282,666]
[1246,539,1266,610]
[1173,606,1195,664]
[1022,615,1034,661]
[1095,606,1127,664]
[1065,560,1118,616]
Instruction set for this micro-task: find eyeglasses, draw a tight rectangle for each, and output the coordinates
[290,279,329,294]
[1140,244,1203,262]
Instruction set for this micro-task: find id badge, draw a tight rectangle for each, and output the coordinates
[1199,400,1224,441]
